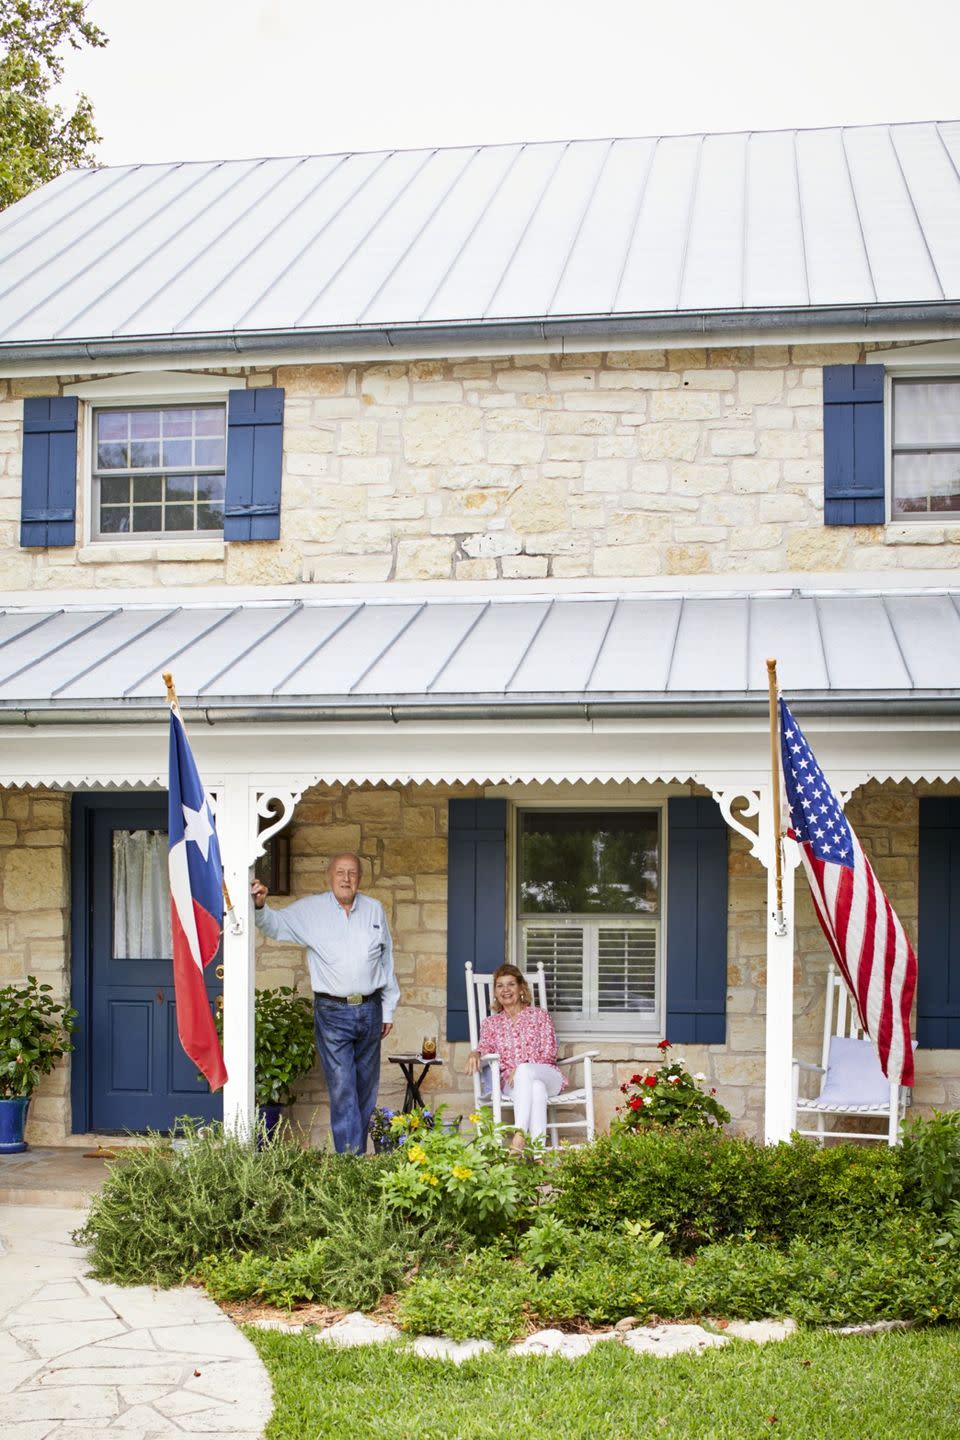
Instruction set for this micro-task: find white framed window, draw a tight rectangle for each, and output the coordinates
[64,371,242,556]
[890,376,960,520]
[516,806,662,1038]
[92,402,226,538]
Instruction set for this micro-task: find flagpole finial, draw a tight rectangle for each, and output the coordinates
[766,657,778,686]
[162,672,179,709]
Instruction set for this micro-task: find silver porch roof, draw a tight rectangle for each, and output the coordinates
[1,590,959,722]
[1,121,959,356]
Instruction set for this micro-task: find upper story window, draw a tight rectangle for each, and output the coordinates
[517,808,661,1036]
[891,378,960,520]
[92,404,226,538]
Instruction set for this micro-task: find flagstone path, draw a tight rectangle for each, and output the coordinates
[0,1205,273,1440]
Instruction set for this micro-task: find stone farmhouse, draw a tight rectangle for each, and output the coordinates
[1,120,959,1149]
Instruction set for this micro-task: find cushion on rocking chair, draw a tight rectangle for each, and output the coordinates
[815,1036,891,1109]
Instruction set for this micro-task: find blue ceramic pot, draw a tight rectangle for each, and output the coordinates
[257,1103,286,1148]
[0,1096,30,1154]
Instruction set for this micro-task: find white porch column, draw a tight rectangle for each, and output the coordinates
[217,777,257,1139]
[760,788,800,1145]
[710,786,799,1145]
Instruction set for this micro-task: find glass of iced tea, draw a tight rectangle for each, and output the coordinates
[421,1036,437,1060]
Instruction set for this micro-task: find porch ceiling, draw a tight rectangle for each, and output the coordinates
[1,589,960,724]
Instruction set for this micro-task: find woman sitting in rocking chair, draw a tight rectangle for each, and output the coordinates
[465,963,567,1151]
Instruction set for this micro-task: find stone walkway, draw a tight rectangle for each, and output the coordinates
[0,1205,273,1440]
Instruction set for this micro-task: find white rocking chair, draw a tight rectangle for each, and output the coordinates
[792,964,911,1146]
[465,961,597,1146]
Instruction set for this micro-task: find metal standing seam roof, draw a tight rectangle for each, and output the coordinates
[1,121,959,353]
[1,592,959,720]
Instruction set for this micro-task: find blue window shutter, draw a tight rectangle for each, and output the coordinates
[20,396,78,547]
[666,797,728,1044]
[446,799,506,1043]
[918,798,960,1048]
[822,364,885,525]
[224,387,284,541]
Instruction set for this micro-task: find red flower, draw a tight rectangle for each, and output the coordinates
[657,1039,671,1051]
[628,1097,643,1111]
[630,1073,642,1085]
[643,1075,658,1087]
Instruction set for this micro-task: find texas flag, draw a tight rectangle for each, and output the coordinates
[168,708,227,1091]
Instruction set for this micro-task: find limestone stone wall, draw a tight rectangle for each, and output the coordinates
[4,342,957,592]
[0,790,71,1146]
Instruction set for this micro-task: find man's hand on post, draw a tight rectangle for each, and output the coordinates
[251,880,268,910]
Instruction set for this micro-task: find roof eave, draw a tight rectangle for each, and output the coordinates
[2,301,960,367]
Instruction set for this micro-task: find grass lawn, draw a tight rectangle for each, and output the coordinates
[249,1324,960,1440]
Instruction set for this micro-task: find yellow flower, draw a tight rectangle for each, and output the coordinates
[451,1165,473,1181]
[407,1144,427,1164]
[425,1174,440,1186]
[468,1113,481,1124]
[408,1114,421,1128]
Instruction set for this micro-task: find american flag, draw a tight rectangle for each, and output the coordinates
[779,697,917,1088]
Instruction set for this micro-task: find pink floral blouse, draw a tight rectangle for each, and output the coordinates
[477,1006,567,1091]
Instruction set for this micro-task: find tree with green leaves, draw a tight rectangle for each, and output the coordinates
[0,0,107,210]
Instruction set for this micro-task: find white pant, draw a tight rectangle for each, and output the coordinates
[502,1063,563,1142]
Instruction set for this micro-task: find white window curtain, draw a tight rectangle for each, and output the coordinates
[113,829,172,959]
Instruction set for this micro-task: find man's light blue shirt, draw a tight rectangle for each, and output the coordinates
[255,891,400,1021]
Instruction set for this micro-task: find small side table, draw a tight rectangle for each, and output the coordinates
[387,1055,443,1112]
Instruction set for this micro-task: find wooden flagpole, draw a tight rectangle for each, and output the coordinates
[163,670,236,919]
[766,657,786,934]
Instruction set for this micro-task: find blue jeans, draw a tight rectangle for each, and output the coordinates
[313,995,383,1153]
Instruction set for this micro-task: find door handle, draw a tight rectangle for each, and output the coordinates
[155,989,164,1005]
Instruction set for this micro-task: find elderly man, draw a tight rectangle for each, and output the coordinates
[251,852,399,1153]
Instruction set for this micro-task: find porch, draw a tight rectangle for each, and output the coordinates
[0,587,958,1149]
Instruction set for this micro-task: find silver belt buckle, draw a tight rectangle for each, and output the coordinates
[346,992,363,1005]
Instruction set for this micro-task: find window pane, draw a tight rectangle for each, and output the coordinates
[894,381,960,446]
[524,927,584,1012]
[100,476,129,505]
[113,829,172,959]
[98,412,128,442]
[196,502,224,531]
[597,928,657,1012]
[195,436,226,467]
[161,409,193,436]
[892,452,960,515]
[166,504,195,531]
[165,473,196,499]
[100,506,129,533]
[97,442,128,470]
[130,410,161,439]
[162,438,192,468]
[132,505,161,532]
[201,474,225,502]
[129,440,161,469]
[133,475,162,503]
[520,810,659,914]
[194,407,225,434]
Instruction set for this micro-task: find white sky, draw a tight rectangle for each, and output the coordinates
[55,0,960,167]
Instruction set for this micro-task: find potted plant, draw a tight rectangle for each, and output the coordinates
[214,986,316,1139]
[0,978,77,1154]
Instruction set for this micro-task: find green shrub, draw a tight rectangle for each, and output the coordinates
[900,1110,960,1216]
[77,1125,390,1287]
[396,1246,529,1343]
[198,1199,454,1311]
[548,1130,905,1250]
[378,1110,542,1239]
[398,1217,958,1340]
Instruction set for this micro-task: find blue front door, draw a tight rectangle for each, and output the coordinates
[76,795,223,1133]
